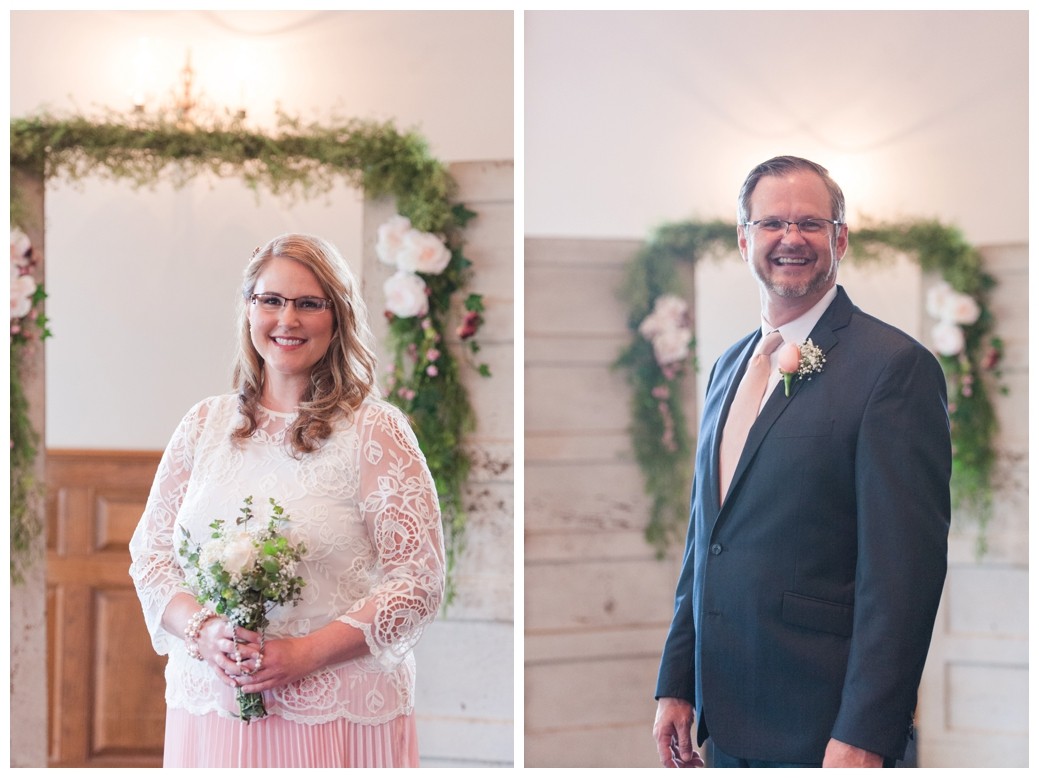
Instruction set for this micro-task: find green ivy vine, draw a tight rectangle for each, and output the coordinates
[618,218,1003,555]
[10,109,489,596]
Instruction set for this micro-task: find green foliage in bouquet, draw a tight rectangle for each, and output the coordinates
[179,496,307,721]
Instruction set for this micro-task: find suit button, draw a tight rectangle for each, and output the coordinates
[710,543,723,555]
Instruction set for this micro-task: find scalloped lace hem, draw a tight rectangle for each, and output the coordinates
[166,699,414,727]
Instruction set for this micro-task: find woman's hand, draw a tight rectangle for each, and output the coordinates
[231,628,316,694]
[233,621,370,694]
[192,617,265,689]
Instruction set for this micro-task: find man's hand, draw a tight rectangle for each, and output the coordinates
[822,738,884,767]
[653,697,705,768]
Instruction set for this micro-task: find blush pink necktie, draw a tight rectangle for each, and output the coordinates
[719,330,784,503]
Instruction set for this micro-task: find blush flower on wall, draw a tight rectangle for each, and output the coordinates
[10,228,37,322]
[377,215,452,276]
[378,214,454,320]
[383,270,430,318]
[931,319,966,357]
[926,281,981,325]
[634,294,695,455]
[376,215,413,266]
[926,281,981,357]
[638,294,693,368]
[397,229,452,275]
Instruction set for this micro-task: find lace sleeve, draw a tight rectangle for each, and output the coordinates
[128,400,206,655]
[339,402,446,672]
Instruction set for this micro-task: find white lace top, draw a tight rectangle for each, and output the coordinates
[129,394,445,724]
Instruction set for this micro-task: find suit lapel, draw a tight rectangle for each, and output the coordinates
[713,287,854,519]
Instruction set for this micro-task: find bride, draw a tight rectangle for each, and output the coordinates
[130,232,445,767]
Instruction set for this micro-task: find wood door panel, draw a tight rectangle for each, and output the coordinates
[93,587,167,754]
[46,449,165,768]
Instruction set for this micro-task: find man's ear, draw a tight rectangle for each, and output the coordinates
[737,224,749,262]
[835,223,849,262]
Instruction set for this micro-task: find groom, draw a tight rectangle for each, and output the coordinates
[653,156,951,768]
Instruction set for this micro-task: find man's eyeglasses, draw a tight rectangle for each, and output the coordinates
[743,218,843,236]
[250,293,334,314]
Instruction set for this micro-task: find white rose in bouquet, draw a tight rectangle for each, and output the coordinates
[384,271,430,318]
[221,533,259,580]
[397,229,452,275]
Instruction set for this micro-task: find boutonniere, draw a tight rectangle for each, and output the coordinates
[777,338,826,396]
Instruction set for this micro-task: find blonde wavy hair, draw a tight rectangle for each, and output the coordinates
[231,233,379,454]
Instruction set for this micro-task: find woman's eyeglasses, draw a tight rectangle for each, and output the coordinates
[250,293,334,314]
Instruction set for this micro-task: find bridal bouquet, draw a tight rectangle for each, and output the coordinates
[178,496,307,722]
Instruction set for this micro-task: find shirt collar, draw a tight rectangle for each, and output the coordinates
[759,285,838,345]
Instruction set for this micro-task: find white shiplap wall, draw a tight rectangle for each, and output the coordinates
[524,236,1028,768]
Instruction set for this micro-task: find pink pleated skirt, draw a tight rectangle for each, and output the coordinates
[163,707,419,767]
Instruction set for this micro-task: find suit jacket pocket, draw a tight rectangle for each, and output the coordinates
[782,591,853,637]
[773,419,834,438]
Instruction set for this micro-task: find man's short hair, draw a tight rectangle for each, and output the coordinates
[737,156,846,225]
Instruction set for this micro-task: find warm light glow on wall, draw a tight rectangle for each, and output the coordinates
[825,155,880,229]
[131,37,156,111]
[126,38,259,122]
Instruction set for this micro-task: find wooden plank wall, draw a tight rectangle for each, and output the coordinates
[916,244,1029,767]
[524,237,688,767]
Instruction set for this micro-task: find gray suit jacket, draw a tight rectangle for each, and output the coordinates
[656,286,951,763]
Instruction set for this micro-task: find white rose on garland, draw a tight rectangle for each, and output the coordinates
[649,324,693,366]
[10,227,38,322]
[384,270,430,318]
[927,281,981,325]
[932,320,966,357]
[10,266,36,320]
[376,215,413,266]
[926,281,981,356]
[377,214,452,276]
[397,229,452,275]
[638,294,693,367]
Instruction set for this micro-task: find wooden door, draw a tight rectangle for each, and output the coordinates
[46,449,166,767]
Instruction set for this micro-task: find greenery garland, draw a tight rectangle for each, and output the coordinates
[10,110,490,596]
[618,218,1003,555]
